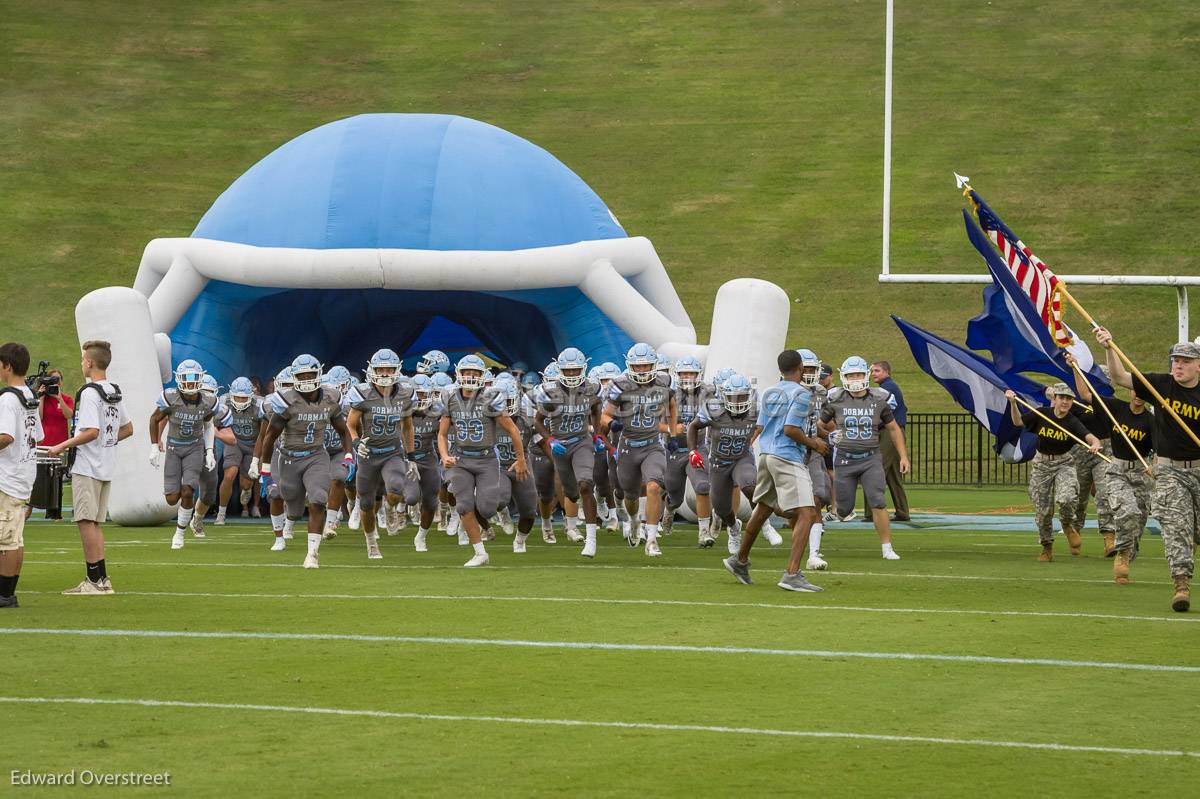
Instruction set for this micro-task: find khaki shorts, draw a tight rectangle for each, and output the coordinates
[0,490,27,551]
[752,453,814,513]
[73,474,111,523]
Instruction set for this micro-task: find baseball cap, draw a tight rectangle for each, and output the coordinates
[1049,382,1075,398]
[819,362,833,379]
[1168,341,1200,359]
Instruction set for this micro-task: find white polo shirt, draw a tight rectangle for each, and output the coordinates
[0,384,44,500]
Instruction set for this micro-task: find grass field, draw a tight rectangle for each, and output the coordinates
[4,1,1199,409]
[4,510,1198,796]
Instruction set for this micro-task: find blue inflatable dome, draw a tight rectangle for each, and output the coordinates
[171,113,635,382]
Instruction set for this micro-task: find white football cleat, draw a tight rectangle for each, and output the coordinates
[376,507,388,532]
[605,513,619,532]
[564,526,583,543]
[882,549,901,561]
[386,506,403,536]
[322,524,338,541]
[270,537,286,552]
[447,512,462,538]
[806,553,828,571]
[645,538,662,557]
[541,524,556,544]
[727,519,743,556]
[366,537,383,560]
[839,512,858,523]
[513,535,528,554]
[500,515,515,536]
[464,552,489,568]
[763,522,783,547]
[282,524,294,540]
[303,553,319,569]
[580,539,596,558]
[661,513,674,536]
[348,502,362,530]
[414,533,428,553]
[190,514,206,538]
[214,510,226,526]
[171,529,185,550]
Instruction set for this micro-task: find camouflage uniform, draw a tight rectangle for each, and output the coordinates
[1071,439,1115,536]
[1029,454,1078,545]
[1151,464,1200,579]
[1107,462,1153,557]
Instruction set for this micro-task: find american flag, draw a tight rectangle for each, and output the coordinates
[966,189,1071,347]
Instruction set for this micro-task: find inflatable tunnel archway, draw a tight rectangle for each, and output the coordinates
[77,114,791,524]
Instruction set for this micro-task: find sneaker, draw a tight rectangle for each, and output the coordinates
[806,554,828,571]
[763,522,783,547]
[62,579,108,596]
[778,571,823,593]
[464,552,489,568]
[727,519,743,556]
[303,553,319,569]
[645,538,662,557]
[541,524,557,544]
[190,514,206,538]
[366,537,383,560]
[348,502,362,530]
[270,537,286,552]
[839,512,858,523]
[513,535,528,554]
[723,555,752,585]
[171,529,185,550]
[822,510,838,523]
[97,577,115,595]
[882,548,901,561]
[0,594,19,608]
[580,539,596,558]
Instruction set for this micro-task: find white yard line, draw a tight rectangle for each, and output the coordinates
[0,696,1194,758]
[2,627,1196,673]
[19,588,1195,624]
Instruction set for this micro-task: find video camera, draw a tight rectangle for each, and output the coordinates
[26,359,61,396]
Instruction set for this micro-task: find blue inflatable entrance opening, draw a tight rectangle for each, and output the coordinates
[171,113,636,383]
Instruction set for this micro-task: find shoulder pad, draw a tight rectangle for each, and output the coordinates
[826,387,846,403]
[163,387,181,405]
[654,373,673,388]
[868,387,891,401]
[321,386,342,403]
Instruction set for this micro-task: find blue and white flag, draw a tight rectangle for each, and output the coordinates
[893,315,1042,463]
[961,210,1111,395]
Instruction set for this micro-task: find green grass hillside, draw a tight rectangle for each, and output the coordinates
[3,1,1196,408]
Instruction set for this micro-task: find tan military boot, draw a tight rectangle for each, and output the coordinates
[1038,542,1053,562]
[1102,531,1116,557]
[1171,575,1190,613]
[1113,550,1130,584]
[1064,525,1082,556]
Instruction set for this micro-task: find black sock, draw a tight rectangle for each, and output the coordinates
[97,559,107,580]
[86,561,102,583]
[0,574,17,597]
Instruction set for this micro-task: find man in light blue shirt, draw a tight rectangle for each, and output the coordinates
[724,350,829,592]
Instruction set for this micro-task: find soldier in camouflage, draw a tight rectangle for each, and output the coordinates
[1095,330,1200,612]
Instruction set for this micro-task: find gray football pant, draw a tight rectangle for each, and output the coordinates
[808,449,831,506]
[164,442,204,496]
[356,452,418,509]
[552,440,595,500]
[448,456,503,518]
[267,445,282,501]
[199,461,218,507]
[616,441,666,494]
[327,449,350,483]
[413,458,442,512]
[231,440,256,479]
[530,448,556,501]
[278,450,331,520]
[834,451,886,516]
[593,448,613,498]
[497,465,539,521]
[709,454,756,523]
[666,446,710,509]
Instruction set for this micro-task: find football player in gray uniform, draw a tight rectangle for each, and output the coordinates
[688,373,759,550]
[819,356,910,562]
[408,373,447,552]
[438,354,529,567]
[149,360,228,551]
[253,354,353,569]
[321,365,357,539]
[495,374,538,553]
[347,350,417,560]
[665,356,712,541]
[603,342,677,557]
[215,376,263,525]
[797,348,832,569]
[534,347,606,557]
[589,362,623,531]
[189,374,233,539]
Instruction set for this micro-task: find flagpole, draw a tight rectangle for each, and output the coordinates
[1010,394,1112,463]
[1058,285,1200,450]
[1069,361,1150,471]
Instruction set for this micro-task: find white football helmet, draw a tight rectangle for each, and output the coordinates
[839,355,870,393]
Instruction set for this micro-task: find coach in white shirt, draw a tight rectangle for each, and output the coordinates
[0,343,44,608]
[47,340,132,595]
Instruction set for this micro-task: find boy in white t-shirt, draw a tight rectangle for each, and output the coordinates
[46,340,132,595]
[0,343,44,608]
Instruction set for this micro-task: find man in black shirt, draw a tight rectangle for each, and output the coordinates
[1006,384,1101,562]
[1095,330,1200,612]
[1068,385,1116,554]
[1070,357,1155,584]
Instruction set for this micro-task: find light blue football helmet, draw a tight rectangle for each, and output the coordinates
[556,347,589,388]
[495,376,521,415]
[840,355,871,393]
[410,373,436,410]
[656,352,673,374]
[673,356,703,390]
[174,359,205,394]
[721,373,755,415]
[711,366,737,388]
[430,371,454,390]
[508,361,530,381]
[367,349,402,387]
[290,354,323,392]
[456,354,488,389]
[625,343,658,384]
[417,349,451,375]
[274,366,294,392]
[796,348,821,386]
[326,365,353,393]
[200,374,219,395]
[227,376,255,411]
[542,361,561,383]
[520,372,541,390]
